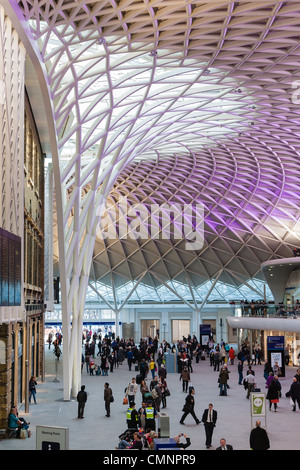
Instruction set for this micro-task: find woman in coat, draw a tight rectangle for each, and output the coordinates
[266,378,280,411]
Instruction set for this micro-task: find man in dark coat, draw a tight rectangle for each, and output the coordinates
[76,385,87,419]
[104,382,113,417]
[201,403,217,448]
[250,421,270,450]
[216,438,233,450]
[179,387,200,425]
[286,377,300,411]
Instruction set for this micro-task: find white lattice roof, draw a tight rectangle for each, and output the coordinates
[15,0,300,302]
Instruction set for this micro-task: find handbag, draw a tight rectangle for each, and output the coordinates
[110,395,114,403]
[20,428,27,439]
[164,388,171,397]
[123,397,128,405]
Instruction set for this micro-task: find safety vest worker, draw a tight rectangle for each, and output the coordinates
[145,407,154,419]
[127,407,138,421]
[144,405,156,431]
[126,404,139,429]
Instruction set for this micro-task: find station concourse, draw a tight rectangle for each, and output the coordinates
[1,344,300,451]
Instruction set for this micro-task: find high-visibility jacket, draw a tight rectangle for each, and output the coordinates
[127,408,138,421]
[145,407,154,419]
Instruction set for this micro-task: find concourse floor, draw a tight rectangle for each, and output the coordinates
[1,345,299,451]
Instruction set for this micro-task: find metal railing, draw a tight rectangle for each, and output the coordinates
[230,302,300,318]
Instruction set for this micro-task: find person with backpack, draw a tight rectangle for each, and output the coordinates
[76,385,87,419]
[126,402,139,430]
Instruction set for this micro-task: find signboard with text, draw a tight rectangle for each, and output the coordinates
[200,324,211,345]
[36,425,69,450]
[267,335,285,377]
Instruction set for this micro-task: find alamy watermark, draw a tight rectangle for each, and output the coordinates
[291,81,300,104]
[96,197,205,250]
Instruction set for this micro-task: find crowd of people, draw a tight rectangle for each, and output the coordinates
[230,298,300,318]
[10,327,299,450]
[75,331,289,450]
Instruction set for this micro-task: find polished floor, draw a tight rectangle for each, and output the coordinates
[1,345,299,451]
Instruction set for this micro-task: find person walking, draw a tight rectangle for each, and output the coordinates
[213,350,221,371]
[286,377,300,411]
[238,361,243,385]
[249,420,270,450]
[104,382,113,417]
[245,370,256,399]
[267,378,280,411]
[179,387,200,425]
[76,385,87,419]
[125,378,138,407]
[85,353,91,373]
[180,366,190,393]
[201,403,217,449]
[218,366,229,396]
[263,361,271,381]
[149,357,156,380]
[160,377,169,409]
[228,347,235,365]
[127,348,134,371]
[29,376,37,404]
[140,379,150,402]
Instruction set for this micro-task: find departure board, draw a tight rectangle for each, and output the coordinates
[0,228,21,306]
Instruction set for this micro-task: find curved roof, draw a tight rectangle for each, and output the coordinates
[15,0,300,304]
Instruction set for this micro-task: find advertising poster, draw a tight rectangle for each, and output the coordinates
[271,352,282,368]
[250,392,266,417]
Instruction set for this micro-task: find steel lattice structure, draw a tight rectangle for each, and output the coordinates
[2,0,300,398]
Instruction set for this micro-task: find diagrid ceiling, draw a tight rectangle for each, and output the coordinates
[15,0,300,303]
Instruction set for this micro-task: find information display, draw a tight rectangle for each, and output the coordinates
[267,335,285,377]
[0,228,21,306]
[200,324,211,346]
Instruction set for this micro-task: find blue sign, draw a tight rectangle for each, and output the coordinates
[200,324,211,335]
[267,336,284,350]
